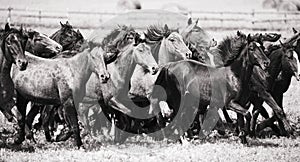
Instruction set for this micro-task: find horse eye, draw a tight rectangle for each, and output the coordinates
[169,38,175,42]
[34,38,42,42]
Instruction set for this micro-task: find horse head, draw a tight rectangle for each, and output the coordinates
[133,41,159,75]
[280,40,300,81]
[1,23,28,70]
[181,18,217,49]
[50,21,84,51]
[245,34,270,71]
[88,42,110,83]
[25,29,62,57]
[145,24,192,63]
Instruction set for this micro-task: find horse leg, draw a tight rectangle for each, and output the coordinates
[259,91,293,136]
[13,93,28,144]
[78,103,92,137]
[26,102,41,131]
[40,105,54,142]
[198,105,220,140]
[249,100,263,137]
[222,107,233,123]
[227,100,248,144]
[62,98,83,148]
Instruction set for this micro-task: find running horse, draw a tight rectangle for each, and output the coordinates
[72,26,159,140]
[149,32,270,144]
[249,29,300,137]
[11,41,110,148]
[0,23,28,122]
[129,24,192,101]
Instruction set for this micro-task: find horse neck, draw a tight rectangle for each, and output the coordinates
[0,45,13,78]
[25,41,34,54]
[69,50,92,84]
[50,30,60,42]
[230,49,254,94]
[268,50,283,83]
[111,46,135,89]
[278,71,293,92]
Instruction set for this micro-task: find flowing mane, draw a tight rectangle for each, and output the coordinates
[100,25,136,63]
[216,34,247,66]
[145,25,176,42]
[101,25,135,50]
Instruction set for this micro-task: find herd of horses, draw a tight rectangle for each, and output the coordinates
[0,18,300,149]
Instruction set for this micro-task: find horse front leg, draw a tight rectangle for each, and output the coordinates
[259,91,293,137]
[13,93,28,145]
[78,103,92,137]
[62,98,83,148]
[227,100,249,144]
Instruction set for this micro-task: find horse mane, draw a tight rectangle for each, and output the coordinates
[216,35,246,66]
[100,25,135,63]
[101,25,134,49]
[266,44,281,55]
[145,25,174,42]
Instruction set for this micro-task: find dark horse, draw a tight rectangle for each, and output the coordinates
[0,28,62,57]
[0,23,28,121]
[249,30,300,137]
[149,32,270,144]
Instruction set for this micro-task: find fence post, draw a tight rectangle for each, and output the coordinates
[38,10,42,22]
[7,7,13,23]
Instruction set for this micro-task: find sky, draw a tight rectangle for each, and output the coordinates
[0,0,265,12]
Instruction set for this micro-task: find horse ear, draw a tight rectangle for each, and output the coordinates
[195,18,199,25]
[60,21,64,28]
[5,23,10,31]
[279,40,284,47]
[247,34,252,42]
[27,30,35,39]
[66,21,70,26]
[19,24,24,33]
[188,18,192,25]
[292,27,298,34]
[164,24,169,31]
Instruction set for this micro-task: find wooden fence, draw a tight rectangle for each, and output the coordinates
[0,7,300,31]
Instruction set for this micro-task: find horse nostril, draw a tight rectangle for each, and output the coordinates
[264,61,269,67]
[100,74,104,79]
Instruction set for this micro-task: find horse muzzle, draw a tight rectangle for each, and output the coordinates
[100,73,110,83]
[150,66,159,75]
[295,72,300,81]
[16,59,28,71]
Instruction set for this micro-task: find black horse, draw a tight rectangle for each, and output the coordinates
[249,30,300,137]
[149,32,270,144]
